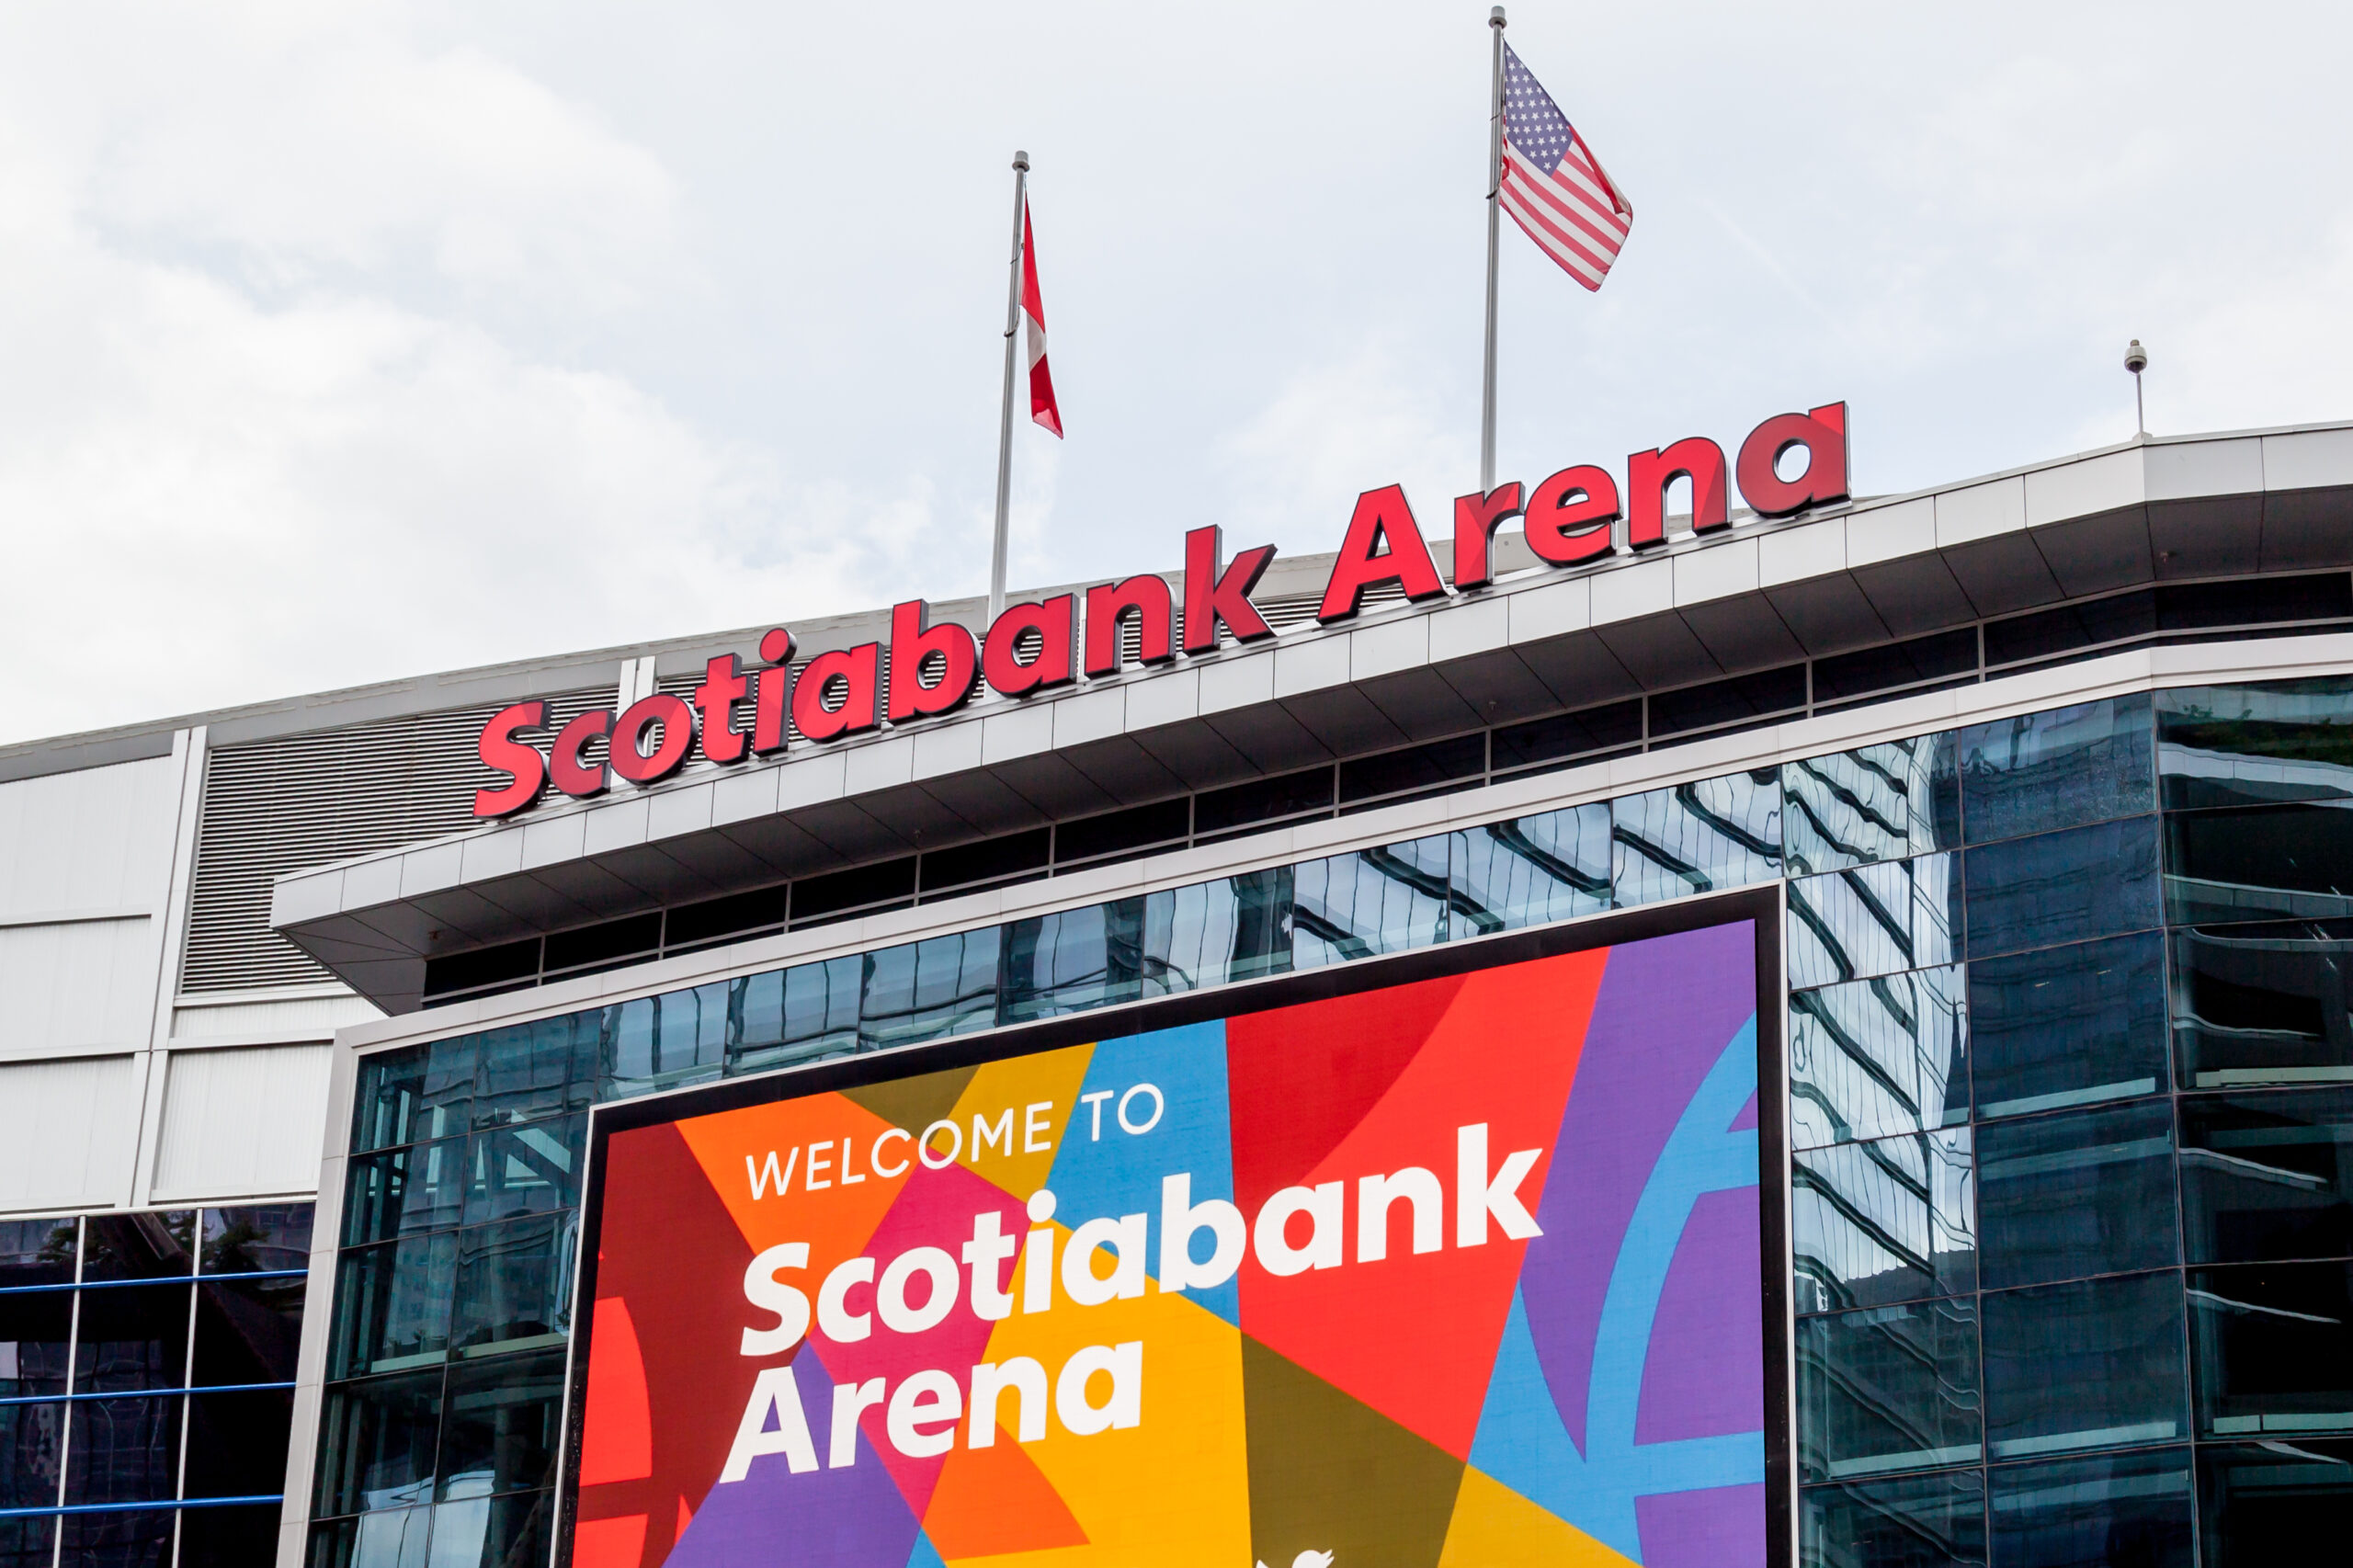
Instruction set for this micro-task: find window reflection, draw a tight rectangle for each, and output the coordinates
[1793,1129,1975,1312]
[1789,855,1961,990]
[1798,1298,1983,1483]
[1971,933,2167,1119]
[2170,921,2353,1088]
[1977,1100,2178,1290]
[2179,1089,2353,1265]
[1612,769,1781,907]
[1448,803,1610,935]
[1987,1447,2192,1568]
[1291,839,1448,969]
[1790,967,1968,1150]
[1783,734,1959,874]
[2189,1261,2353,1439]
[1981,1272,2188,1460]
[2158,676,2353,810]
[1959,695,2154,845]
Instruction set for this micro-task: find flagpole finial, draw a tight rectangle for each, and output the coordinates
[1490,6,1505,27]
[1013,150,1029,171]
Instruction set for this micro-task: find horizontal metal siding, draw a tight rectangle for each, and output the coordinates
[182,688,612,993]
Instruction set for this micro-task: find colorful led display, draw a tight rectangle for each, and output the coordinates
[568,915,1778,1568]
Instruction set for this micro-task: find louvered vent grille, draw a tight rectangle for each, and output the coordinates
[182,687,613,993]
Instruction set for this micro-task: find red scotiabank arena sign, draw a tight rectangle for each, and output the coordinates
[474,403,1847,819]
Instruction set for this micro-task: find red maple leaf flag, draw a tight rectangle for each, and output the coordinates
[1021,206,1062,437]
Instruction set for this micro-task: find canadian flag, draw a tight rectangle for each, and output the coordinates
[1021,206,1062,437]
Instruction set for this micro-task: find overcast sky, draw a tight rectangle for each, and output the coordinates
[4,1,2348,743]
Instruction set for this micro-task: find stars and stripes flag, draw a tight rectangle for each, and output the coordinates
[1499,43,1632,290]
[1021,206,1062,437]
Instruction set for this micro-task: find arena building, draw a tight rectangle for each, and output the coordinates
[2,409,2350,1568]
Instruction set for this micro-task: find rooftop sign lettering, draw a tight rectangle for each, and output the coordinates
[473,402,1847,818]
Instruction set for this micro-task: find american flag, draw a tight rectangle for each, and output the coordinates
[1499,43,1631,290]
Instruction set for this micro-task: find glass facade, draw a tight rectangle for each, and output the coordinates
[0,1205,313,1568]
[313,674,2353,1566]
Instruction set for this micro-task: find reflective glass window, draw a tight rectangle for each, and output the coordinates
[1788,854,1961,990]
[1982,1271,2188,1460]
[59,1508,174,1563]
[729,957,861,1074]
[308,1506,431,1567]
[2198,1438,2353,1565]
[859,929,1001,1052]
[1797,1298,1982,1483]
[1799,1466,1985,1568]
[1959,696,2154,844]
[1976,1099,2177,1290]
[472,1017,592,1129]
[2165,800,2353,925]
[426,1489,552,1568]
[200,1203,313,1275]
[1447,803,1611,937]
[328,1234,455,1379]
[436,1346,564,1501]
[599,983,727,1098]
[2179,1088,2353,1265]
[1291,839,1448,969]
[63,1393,181,1505]
[0,1517,51,1568]
[2189,1260,2353,1442]
[0,1220,75,1289]
[0,1292,72,1396]
[461,1114,585,1226]
[1987,1447,2192,1568]
[450,1214,574,1356]
[343,1136,468,1246]
[2170,920,2353,1089]
[1790,967,1969,1150]
[81,1212,195,1281]
[1970,933,2167,1119]
[1000,899,1146,1022]
[181,1502,281,1568]
[186,1386,296,1497]
[0,1401,63,1510]
[1782,734,1960,874]
[1612,769,1781,907]
[2157,676,2353,811]
[313,1370,442,1517]
[73,1283,191,1392]
[1794,1131,1975,1313]
[1963,815,2161,960]
[193,1275,305,1387]
[1145,870,1293,992]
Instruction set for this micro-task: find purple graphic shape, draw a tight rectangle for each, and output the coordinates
[1730,1090,1759,1131]
[1519,920,1756,1452]
[1635,1187,1763,1445]
[1634,1483,1768,1568]
[667,1360,922,1568]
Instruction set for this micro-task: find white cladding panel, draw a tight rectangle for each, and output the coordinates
[0,755,176,918]
[152,1043,334,1200]
[0,1055,139,1210]
[0,917,156,1057]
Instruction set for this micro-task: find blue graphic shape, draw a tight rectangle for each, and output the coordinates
[1469,1017,1766,1558]
[1043,1019,1239,1323]
[904,1533,948,1568]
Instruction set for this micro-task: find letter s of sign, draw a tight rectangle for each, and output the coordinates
[472,700,548,819]
[742,1242,813,1357]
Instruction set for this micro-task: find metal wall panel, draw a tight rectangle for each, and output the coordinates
[0,753,176,916]
[0,916,156,1056]
[151,1041,334,1199]
[0,1053,138,1210]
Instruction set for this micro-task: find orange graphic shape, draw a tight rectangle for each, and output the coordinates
[945,1043,1096,1200]
[672,1090,908,1272]
[921,1425,1090,1560]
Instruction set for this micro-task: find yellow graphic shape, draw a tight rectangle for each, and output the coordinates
[939,1262,1250,1567]
[946,1042,1096,1199]
[1438,1465,1640,1568]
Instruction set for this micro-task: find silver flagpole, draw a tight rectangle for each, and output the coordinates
[990,151,1030,623]
[1478,7,1506,494]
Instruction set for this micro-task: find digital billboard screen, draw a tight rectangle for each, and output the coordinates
[566,900,1785,1568]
